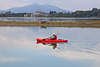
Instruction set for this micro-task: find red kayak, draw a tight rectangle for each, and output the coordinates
[36,38,68,43]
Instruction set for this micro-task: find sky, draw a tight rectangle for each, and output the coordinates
[0,0,100,11]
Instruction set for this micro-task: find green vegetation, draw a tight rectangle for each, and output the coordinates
[72,8,100,17]
[49,8,100,17]
[0,20,100,28]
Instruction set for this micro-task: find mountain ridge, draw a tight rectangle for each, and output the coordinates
[6,4,67,13]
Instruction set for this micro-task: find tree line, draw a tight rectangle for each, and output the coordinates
[49,8,100,17]
[0,8,100,17]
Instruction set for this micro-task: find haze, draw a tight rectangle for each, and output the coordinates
[0,0,100,11]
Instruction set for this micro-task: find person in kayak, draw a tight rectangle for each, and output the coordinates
[42,33,57,40]
[47,34,57,40]
[50,34,57,40]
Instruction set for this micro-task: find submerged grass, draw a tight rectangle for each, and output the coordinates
[0,20,100,28]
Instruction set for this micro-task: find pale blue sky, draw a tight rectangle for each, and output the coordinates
[0,0,100,11]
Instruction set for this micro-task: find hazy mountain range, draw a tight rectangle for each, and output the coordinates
[0,4,67,13]
[0,10,6,13]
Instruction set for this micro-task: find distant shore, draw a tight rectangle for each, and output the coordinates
[0,20,100,28]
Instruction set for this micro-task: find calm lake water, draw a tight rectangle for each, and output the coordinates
[0,27,100,67]
[0,17,100,22]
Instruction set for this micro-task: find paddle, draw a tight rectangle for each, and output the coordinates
[56,30,60,35]
[55,30,71,44]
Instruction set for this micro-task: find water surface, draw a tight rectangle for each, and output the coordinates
[0,27,100,67]
[0,17,100,22]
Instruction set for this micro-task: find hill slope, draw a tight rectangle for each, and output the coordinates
[8,4,66,13]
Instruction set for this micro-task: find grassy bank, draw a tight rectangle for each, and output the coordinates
[0,20,100,28]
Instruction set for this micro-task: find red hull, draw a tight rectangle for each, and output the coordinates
[36,38,68,43]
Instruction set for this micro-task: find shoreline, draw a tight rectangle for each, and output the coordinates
[0,20,100,28]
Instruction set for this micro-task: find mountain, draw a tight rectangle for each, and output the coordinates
[0,10,6,13]
[7,4,66,13]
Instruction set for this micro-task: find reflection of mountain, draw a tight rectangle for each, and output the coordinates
[7,4,66,13]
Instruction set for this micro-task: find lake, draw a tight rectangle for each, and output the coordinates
[0,17,100,22]
[0,27,100,67]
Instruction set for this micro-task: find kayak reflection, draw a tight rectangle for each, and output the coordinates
[37,42,66,50]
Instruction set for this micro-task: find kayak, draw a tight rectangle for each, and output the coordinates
[37,41,65,44]
[36,38,68,43]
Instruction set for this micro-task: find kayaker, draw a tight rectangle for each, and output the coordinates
[49,34,57,40]
[42,33,57,40]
